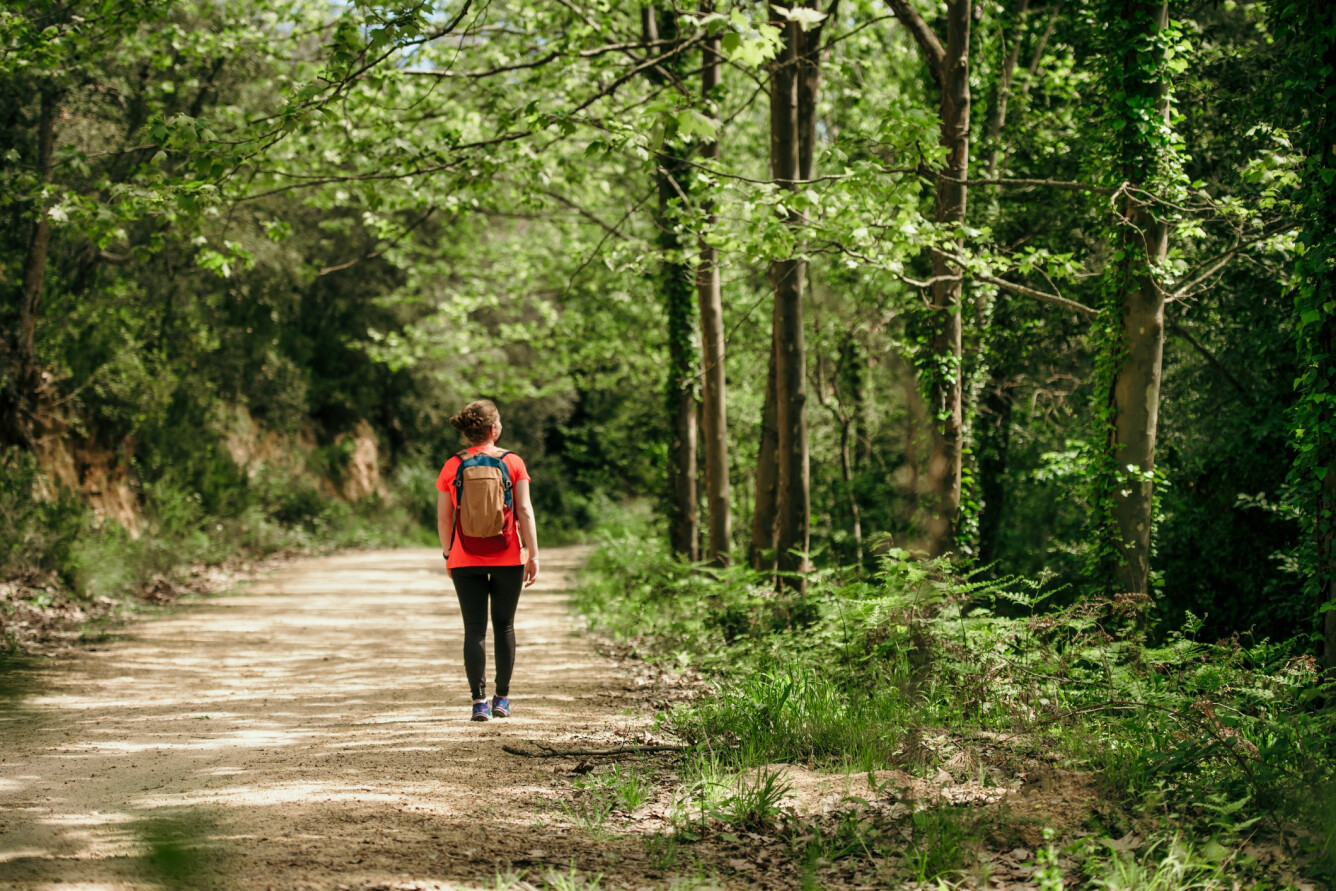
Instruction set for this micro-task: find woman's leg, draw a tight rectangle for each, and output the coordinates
[451,567,491,701]
[488,566,525,697]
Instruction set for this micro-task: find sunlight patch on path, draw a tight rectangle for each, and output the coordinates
[0,546,656,890]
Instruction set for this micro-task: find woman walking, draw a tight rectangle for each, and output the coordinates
[436,400,540,722]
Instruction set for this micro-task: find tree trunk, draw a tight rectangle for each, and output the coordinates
[1324,448,1336,679]
[1104,0,1171,598]
[769,3,827,591]
[888,0,972,557]
[697,11,731,566]
[1318,31,1336,684]
[983,0,1029,182]
[838,409,863,566]
[644,7,699,561]
[838,335,865,562]
[974,373,1013,567]
[928,1,972,557]
[751,341,780,570]
[971,1,1058,563]
[5,85,59,446]
[1109,204,1167,596]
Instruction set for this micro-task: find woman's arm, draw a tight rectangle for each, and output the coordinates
[514,479,540,587]
[437,490,454,566]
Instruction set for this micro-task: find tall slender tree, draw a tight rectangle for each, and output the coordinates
[766,1,830,591]
[887,0,973,557]
[697,6,731,566]
[644,6,700,561]
[6,83,57,448]
[973,0,1062,564]
[1089,0,1177,598]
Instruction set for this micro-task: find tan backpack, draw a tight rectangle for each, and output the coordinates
[451,449,515,554]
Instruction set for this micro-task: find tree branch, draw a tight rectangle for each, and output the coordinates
[318,206,437,276]
[886,0,946,73]
[1167,321,1249,397]
[932,248,1096,316]
[403,40,670,79]
[932,172,1114,194]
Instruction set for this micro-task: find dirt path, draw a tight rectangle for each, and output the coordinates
[0,547,665,891]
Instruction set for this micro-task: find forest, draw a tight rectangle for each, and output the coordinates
[2,0,1336,888]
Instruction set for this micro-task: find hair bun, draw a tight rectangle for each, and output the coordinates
[449,399,500,444]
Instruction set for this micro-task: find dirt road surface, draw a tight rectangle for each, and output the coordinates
[0,547,664,890]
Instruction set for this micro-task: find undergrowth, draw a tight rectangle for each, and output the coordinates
[576,526,1336,887]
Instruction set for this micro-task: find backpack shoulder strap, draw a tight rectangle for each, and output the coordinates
[453,451,471,493]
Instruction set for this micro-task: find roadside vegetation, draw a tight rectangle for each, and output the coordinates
[0,446,436,650]
[572,520,1336,889]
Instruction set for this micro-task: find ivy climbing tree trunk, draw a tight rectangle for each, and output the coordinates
[1281,0,1336,676]
[696,11,731,566]
[1092,0,1175,599]
[644,6,699,561]
[887,0,972,557]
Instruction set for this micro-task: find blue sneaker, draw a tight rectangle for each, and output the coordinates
[491,695,511,718]
[471,700,492,722]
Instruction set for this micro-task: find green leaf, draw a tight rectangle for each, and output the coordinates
[675,109,717,143]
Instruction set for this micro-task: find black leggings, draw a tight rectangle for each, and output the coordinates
[450,565,524,701]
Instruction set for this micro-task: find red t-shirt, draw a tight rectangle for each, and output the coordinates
[436,447,530,569]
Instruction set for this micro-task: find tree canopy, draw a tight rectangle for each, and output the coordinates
[0,0,1329,658]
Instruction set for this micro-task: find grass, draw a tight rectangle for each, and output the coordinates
[644,833,680,870]
[542,861,603,890]
[670,665,904,770]
[574,525,1336,888]
[575,763,650,812]
[903,808,980,883]
[558,795,614,839]
[714,765,790,830]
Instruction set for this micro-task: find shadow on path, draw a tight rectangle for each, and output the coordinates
[0,547,658,890]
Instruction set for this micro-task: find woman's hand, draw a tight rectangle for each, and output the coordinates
[524,555,540,588]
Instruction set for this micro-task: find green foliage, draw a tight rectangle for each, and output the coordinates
[903,808,980,884]
[1082,0,1188,591]
[1277,0,1336,634]
[0,448,84,586]
[0,0,1321,720]
[580,531,1336,880]
[0,441,430,615]
[573,763,650,814]
[672,666,903,769]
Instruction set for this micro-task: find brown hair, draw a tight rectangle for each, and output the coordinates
[449,399,500,444]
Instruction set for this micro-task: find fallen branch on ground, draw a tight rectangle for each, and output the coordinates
[502,742,689,757]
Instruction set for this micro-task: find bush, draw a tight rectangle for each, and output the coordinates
[3,442,436,611]
[0,448,87,586]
